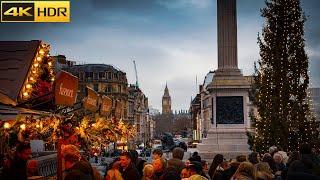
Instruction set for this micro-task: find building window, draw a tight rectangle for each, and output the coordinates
[107,72,112,79]
[94,84,99,91]
[114,73,118,79]
[118,85,122,93]
[79,72,83,81]
[105,85,112,93]
[93,72,98,80]
[86,72,93,80]
[99,72,105,79]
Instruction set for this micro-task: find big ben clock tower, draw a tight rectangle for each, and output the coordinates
[162,83,172,114]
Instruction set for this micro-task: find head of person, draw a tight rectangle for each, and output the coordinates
[256,171,273,180]
[172,147,184,160]
[61,144,81,170]
[111,160,121,170]
[262,153,272,162]
[143,164,154,178]
[16,142,32,161]
[152,149,163,160]
[255,162,272,174]
[236,155,247,163]
[273,153,283,164]
[180,168,190,179]
[119,152,132,169]
[248,152,259,164]
[234,162,255,179]
[212,154,224,165]
[106,169,123,180]
[192,151,199,157]
[152,157,166,172]
[221,161,230,170]
[269,146,278,156]
[277,151,288,164]
[185,159,191,166]
[201,160,208,171]
[129,150,138,163]
[186,161,203,176]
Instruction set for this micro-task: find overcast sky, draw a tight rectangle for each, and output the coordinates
[0,0,319,111]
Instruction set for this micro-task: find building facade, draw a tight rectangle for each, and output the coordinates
[309,88,320,122]
[128,85,153,144]
[63,64,128,119]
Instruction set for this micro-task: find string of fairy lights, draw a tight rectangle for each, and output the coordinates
[251,0,319,152]
[21,42,55,100]
[1,114,136,152]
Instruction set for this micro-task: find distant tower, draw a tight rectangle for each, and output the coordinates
[162,83,172,114]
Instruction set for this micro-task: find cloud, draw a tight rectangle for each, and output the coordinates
[0,0,319,111]
[157,0,212,9]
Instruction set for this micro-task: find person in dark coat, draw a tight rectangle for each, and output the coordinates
[64,159,94,180]
[62,144,94,180]
[119,151,140,180]
[191,152,202,163]
[208,154,223,179]
[1,142,32,180]
[152,157,166,180]
[287,143,320,179]
[167,147,185,173]
[221,155,247,180]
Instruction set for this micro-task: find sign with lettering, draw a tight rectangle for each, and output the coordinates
[100,95,112,116]
[83,86,98,112]
[54,70,78,106]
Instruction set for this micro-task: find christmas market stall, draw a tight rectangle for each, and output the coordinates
[0,41,136,179]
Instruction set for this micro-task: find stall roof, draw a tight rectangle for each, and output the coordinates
[0,40,41,105]
[0,104,51,120]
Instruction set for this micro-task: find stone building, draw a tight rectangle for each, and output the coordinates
[63,64,128,119]
[52,55,76,73]
[128,85,154,144]
[154,85,192,137]
[309,88,320,122]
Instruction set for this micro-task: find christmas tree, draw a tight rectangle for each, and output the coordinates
[250,0,319,152]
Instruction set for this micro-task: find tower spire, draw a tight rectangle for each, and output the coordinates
[162,82,171,114]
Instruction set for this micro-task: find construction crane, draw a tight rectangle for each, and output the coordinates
[133,60,139,88]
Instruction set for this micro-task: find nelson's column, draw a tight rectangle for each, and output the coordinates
[197,0,251,159]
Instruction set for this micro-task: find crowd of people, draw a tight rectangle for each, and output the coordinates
[102,143,320,180]
[0,142,319,180]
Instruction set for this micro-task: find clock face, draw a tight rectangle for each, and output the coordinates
[163,100,167,105]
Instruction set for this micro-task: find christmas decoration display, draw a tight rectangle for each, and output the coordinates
[0,113,136,153]
[249,0,319,152]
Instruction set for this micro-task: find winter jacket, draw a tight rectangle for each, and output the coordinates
[64,160,94,180]
[121,163,140,180]
[1,157,28,180]
[167,158,186,173]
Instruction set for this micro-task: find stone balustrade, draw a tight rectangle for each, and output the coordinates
[32,153,57,177]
